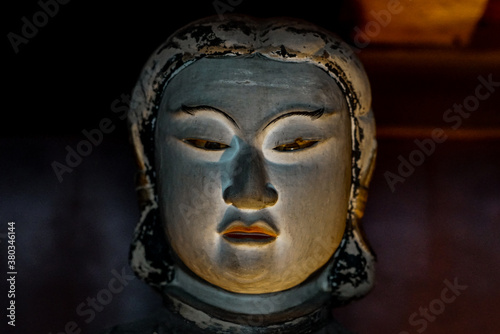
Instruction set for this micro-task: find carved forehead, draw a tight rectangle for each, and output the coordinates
[162,56,347,113]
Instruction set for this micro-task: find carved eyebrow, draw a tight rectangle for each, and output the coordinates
[180,105,240,129]
[264,108,325,129]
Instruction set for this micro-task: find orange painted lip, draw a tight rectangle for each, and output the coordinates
[221,223,278,242]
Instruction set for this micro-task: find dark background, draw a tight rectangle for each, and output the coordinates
[2,1,500,333]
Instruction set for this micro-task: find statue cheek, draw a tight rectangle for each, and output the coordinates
[157,151,221,248]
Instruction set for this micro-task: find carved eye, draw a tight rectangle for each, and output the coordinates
[273,138,319,152]
[183,138,230,150]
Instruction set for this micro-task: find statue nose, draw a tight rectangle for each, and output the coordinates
[223,147,278,210]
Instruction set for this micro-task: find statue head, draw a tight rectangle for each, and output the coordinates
[128,14,377,316]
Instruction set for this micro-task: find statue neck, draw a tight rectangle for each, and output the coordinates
[160,263,344,333]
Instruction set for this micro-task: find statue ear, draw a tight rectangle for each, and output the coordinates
[130,122,156,212]
[129,121,176,289]
[349,106,376,244]
[352,147,377,257]
[351,108,377,255]
[327,108,376,304]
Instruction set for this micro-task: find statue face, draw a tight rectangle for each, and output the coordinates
[155,56,351,294]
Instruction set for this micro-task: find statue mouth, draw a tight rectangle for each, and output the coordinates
[221,223,278,244]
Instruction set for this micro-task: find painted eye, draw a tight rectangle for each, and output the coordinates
[273,137,319,152]
[183,138,230,150]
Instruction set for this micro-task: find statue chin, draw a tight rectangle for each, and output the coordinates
[104,13,377,334]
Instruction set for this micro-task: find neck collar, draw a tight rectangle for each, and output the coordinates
[160,262,335,332]
[162,292,334,334]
